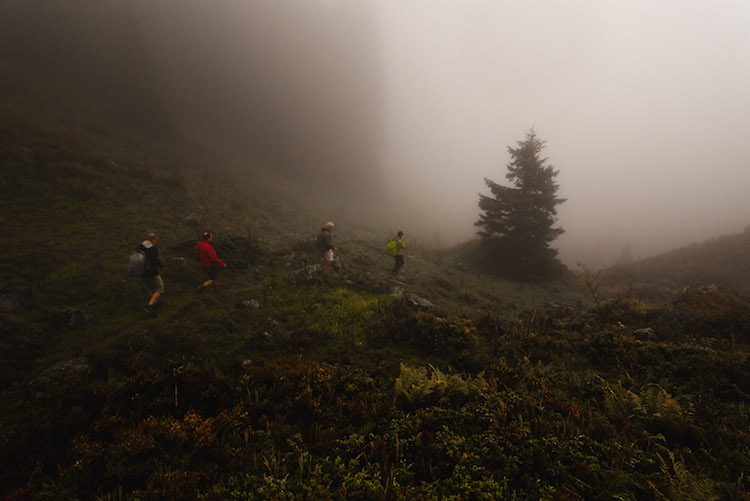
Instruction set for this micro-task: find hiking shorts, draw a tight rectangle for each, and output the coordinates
[142,275,165,294]
[202,266,218,281]
[324,249,334,262]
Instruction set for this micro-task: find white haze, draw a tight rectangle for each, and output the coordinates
[378,1,750,266]
[2,1,749,268]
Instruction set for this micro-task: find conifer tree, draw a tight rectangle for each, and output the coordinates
[475,129,566,279]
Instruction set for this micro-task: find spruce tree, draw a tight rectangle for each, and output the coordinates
[475,129,566,279]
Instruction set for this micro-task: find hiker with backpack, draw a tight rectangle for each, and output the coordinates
[387,231,406,276]
[316,221,337,270]
[131,233,164,317]
[196,231,227,292]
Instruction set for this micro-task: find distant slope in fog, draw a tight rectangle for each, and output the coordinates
[609,227,750,293]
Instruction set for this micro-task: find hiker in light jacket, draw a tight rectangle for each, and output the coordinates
[196,231,227,292]
[316,221,337,269]
[138,233,164,316]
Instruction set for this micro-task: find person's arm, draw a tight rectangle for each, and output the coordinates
[208,245,227,267]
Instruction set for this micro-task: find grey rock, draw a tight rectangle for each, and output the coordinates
[634,327,655,339]
[240,299,260,309]
[29,357,91,394]
[390,287,434,310]
[290,264,322,281]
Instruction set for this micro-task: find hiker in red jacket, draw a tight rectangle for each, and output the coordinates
[196,231,227,292]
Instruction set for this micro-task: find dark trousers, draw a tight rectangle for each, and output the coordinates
[392,255,404,274]
[202,266,218,281]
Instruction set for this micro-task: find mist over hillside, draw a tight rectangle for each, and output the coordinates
[0,0,384,197]
[4,1,750,265]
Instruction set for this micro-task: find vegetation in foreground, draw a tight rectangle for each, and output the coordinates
[1,89,749,500]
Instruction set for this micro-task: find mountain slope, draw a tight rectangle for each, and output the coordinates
[0,62,563,383]
[1,65,749,499]
[609,228,750,294]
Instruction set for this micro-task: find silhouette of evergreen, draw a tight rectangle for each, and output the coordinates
[476,129,566,280]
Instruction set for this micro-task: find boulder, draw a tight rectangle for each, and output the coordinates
[390,287,434,310]
[29,357,91,395]
[633,327,655,340]
[290,264,322,282]
[240,299,260,309]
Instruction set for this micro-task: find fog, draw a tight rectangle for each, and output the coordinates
[0,0,384,193]
[2,1,750,267]
[379,2,750,266]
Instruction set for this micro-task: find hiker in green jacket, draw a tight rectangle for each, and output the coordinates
[389,231,406,276]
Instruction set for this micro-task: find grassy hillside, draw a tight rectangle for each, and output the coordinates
[608,230,750,296]
[1,69,749,500]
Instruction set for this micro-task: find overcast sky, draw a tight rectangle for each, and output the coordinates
[378,1,750,265]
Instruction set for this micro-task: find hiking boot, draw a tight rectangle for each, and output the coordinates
[143,305,157,317]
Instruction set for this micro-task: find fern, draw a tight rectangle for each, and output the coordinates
[598,376,683,419]
[651,448,720,501]
[394,363,486,407]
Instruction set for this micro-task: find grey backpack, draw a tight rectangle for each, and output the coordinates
[128,249,147,276]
